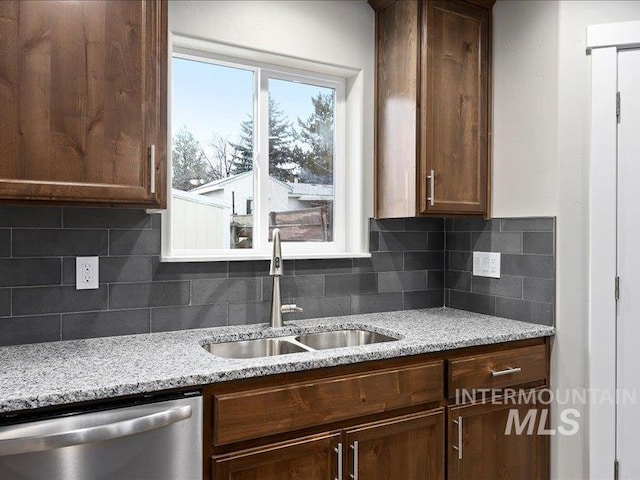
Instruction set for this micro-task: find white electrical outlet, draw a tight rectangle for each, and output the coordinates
[473,251,501,278]
[76,257,99,290]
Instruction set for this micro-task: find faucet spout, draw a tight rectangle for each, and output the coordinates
[269,228,303,328]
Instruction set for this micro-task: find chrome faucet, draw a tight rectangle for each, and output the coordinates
[269,228,303,328]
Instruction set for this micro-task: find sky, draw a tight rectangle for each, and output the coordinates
[171,56,332,151]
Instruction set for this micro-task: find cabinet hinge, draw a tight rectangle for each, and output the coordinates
[615,459,620,480]
[617,92,621,123]
[615,276,620,301]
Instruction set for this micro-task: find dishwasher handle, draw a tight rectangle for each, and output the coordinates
[0,404,192,456]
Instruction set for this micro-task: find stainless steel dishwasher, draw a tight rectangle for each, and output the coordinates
[0,393,202,480]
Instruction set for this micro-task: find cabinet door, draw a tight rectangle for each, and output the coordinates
[0,0,166,207]
[420,0,490,215]
[212,431,341,480]
[345,410,444,480]
[448,396,549,480]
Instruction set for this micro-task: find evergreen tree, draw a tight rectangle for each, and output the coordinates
[296,92,334,185]
[229,116,254,175]
[171,126,215,190]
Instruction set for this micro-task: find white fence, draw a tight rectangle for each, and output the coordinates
[171,189,229,250]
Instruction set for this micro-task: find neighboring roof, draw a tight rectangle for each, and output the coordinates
[287,182,334,200]
[190,171,253,195]
[171,188,230,208]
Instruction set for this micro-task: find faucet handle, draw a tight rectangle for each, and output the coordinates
[281,304,303,314]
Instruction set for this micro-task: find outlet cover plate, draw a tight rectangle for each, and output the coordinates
[473,251,501,279]
[76,257,99,290]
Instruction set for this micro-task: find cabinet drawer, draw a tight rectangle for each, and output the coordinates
[448,345,547,398]
[212,361,444,446]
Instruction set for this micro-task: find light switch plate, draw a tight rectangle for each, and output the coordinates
[473,251,501,278]
[76,257,99,290]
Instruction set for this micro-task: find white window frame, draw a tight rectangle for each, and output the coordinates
[162,35,365,261]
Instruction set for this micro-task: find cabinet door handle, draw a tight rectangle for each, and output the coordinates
[149,145,156,194]
[491,366,522,377]
[452,416,463,460]
[334,442,343,480]
[427,169,435,207]
[350,441,359,480]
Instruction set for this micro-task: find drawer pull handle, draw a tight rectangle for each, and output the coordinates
[149,145,156,194]
[350,441,359,480]
[427,169,435,206]
[452,416,463,460]
[491,366,522,377]
[334,442,343,480]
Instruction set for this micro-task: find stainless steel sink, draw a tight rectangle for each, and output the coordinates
[204,328,399,359]
[203,338,307,359]
[295,329,397,350]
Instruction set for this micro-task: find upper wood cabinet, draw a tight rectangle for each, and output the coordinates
[0,0,167,208]
[373,0,492,218]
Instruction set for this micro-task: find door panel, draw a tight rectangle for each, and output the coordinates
[617,47,640,480]
[345,410,444,480]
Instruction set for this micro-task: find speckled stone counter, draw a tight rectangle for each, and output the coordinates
[0,307,554,414]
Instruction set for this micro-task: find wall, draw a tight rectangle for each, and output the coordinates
[0,207,445,346]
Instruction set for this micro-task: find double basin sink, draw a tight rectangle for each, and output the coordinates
[204,329,398,359]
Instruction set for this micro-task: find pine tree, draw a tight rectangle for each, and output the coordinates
[171,126,215,190]
[229,116,254,175]
[296,92,334,185]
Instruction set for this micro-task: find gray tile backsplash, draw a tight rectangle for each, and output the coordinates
[445,217,556,326]
[0,206,554,346]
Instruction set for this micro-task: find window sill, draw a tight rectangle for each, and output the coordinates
[160,252,372,263]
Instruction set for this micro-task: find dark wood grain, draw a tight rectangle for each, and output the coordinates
[0,0,166,207]
[448,344,548,399]
[346,410,445,480]
[448,390,550,480]
[212,430,341,480]
[367,0,397,12]
[374,0,419,218]
[212,361,444,446]
[420,0,490,215]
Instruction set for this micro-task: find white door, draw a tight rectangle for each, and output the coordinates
[617,47,640,479]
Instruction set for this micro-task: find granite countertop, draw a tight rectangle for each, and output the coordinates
[0,307,554,414]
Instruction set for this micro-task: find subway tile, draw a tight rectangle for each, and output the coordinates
[369,218,405,231]
[0,258,61,287]
[0,289,10,317]
[404,217,444,232]
[448,291,496,316]
[427,232,445,250]
[378,271,427,293]
[12,286,107,315]
[472,275,523,299]
[369,231,379,252]
[263,275,322,300]
[523,232,554,255]
[151,304,227,332]
[63,208,152,229]
[353,252,403,273]
[229,260,270,277]
[109,282,190,309]
[471,232,522,254]
[427,270,444,290]
[293,296,351,320]
[403,290,444,309]
[325,273,377,296]
[228,301,271,325]
[295,258,352,275]
[192,278,261,305]
[446,232,470,251]
[451,218,500,232]
[448,251,472,271]
[62,310,150,340]
[446,271,472,291]
[13,230,108,257]
[0,206,62,228]
[153,261,227,281]
[502,254,554,279]
[351,292,403,314]
[0,315,60,346]
[151,214,162,230]
[501,217,554,232]
[63,256,155,285]
[0,230,9,257]
[404,251,444,270]
[378,231,428,252]
[523,277,555,303]
[109,230,160,256]
[496,297,554,326]
[445,218,455,231]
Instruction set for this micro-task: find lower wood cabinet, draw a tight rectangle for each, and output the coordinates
[447,392,549,480]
